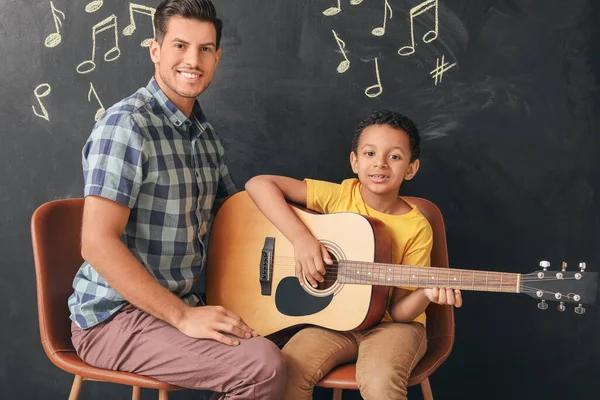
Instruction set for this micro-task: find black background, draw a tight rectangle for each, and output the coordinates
[1,0,599,399]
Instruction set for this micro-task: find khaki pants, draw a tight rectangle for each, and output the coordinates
[282,321,426,400]
[71,305,286,400]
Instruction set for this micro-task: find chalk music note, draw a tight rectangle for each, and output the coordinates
[77,14,121,75]
[350,0,364,4]
[44,2,65,48]
[87,82,106,121]
[85,0,103,13]
[365,58,382,98]
[397,0,439,56]
[122,3,156,48]
[372,0,392,37]
[32,83,52,121]
[332,30,350,73]
[430,54,456,85]
[323,0,341,16]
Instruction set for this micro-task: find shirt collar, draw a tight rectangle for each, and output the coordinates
[146,77,205,132]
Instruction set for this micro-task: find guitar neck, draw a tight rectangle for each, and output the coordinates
[337,261,521,293]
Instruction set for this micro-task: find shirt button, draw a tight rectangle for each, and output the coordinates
[184,120,192,127]
[174,120,181,126]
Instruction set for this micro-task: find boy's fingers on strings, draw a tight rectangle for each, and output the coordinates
[453,289,463,308]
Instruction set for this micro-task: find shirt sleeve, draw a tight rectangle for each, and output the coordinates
[215,141,238,199]
[401,221,433,267]
[82,113,146,208]
[397,220,433,292]
[305,179,343,214]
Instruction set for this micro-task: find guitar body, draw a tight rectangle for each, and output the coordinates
[206,191,391,337]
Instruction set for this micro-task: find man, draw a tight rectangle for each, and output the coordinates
[68,1,285,398]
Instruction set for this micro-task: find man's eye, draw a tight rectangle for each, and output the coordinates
[202,47,211,52]
[174,43,184,49]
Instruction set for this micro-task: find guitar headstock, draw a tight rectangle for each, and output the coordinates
[521,261,598,314]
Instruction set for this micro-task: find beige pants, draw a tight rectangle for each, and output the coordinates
[282,321,427,400]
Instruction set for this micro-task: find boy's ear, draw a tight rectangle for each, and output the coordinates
[350,151,358,174]
[404,159,420,180]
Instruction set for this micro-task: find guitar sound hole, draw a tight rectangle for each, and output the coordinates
[316,251,338,291]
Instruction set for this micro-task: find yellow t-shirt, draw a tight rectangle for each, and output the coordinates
[305,178,433,326]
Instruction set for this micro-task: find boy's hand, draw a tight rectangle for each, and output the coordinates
[424,287,463,307]
[293,234,333,288]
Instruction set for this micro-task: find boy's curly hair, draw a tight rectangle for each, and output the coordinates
[351,110,421,162]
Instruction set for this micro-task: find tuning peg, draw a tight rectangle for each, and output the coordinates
[557,301,566,312]
[579,262,586,272]
[539,260,550,272]
[575,304,586,315]
[537,300,548,310]
[561,262,567,271]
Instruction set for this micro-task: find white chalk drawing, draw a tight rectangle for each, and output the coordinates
[332,30,350,73]
[85,0,103,13]
[398,0,439,56]
[365,57,383,98]
[77,14,121,74]
[350,0,364,5]
[32,83,52,121]
[44,1,65,48]
[372,0,392,37]
[430,54,456,85]
[122,3,156,48]
[323,0,342,16]
[87,82,106,121]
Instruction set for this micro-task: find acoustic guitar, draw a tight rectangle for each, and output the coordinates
[205,192,597,336]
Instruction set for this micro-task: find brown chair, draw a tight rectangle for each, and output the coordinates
[31,198,181,400]
[316,197,455,400]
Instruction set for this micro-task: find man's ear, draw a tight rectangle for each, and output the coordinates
[149,39,161,64]
[350,151,358,174]
[405,159,420,180]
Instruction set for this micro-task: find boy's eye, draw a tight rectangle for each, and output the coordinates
[365,151,374,157]
[389,154,400,160]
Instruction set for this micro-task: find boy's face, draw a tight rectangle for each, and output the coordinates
[350,124,419,197]
[150,16,222,110]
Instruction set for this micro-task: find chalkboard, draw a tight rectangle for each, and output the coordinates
[1,0,599,399]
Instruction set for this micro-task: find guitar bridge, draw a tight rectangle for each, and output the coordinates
[260,237,275,295]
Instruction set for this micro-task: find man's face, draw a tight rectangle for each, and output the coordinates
[150,16,222,110]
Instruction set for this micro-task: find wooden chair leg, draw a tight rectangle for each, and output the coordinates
[158,389,169,400]
[68,375,84,400]
[132,386,141,400]
[332,388,343,400]
[420,378,434,400]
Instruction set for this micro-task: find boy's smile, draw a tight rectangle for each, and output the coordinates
[350,123,419,213]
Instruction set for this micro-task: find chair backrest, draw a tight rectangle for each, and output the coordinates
[31,198,85,358]
[404,197,455,382]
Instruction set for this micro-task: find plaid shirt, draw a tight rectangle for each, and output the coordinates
[68,78,237,329]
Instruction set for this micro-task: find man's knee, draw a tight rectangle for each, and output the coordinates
[249,338,286,388]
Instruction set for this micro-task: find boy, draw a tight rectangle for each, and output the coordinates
[245,110,462,399]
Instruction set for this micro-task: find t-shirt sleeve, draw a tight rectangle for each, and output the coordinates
[305,179,343,214]
[402,221,433,267]
[82,113,146,209]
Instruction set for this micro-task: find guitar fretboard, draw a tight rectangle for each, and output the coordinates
[337,261,521,293]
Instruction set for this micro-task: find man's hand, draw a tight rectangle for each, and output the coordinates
[293,234,333,288]
[175,305,258,346]
[424,287,463,307]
